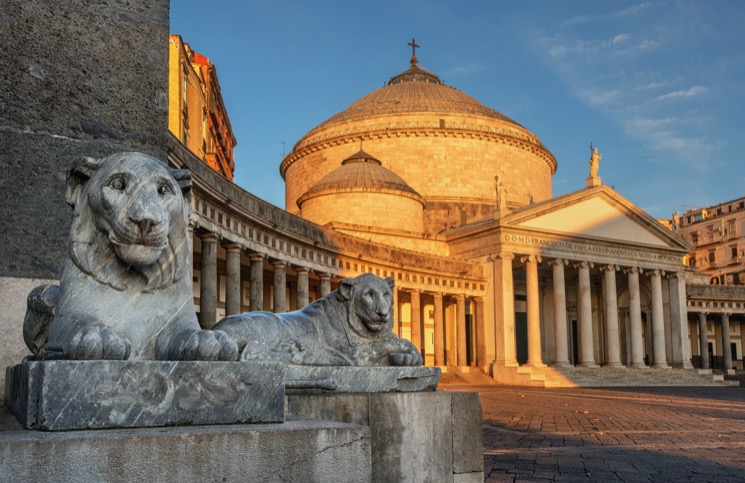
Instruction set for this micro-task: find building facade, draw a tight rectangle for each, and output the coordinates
[169,34,237,180]
[166,52,745,385]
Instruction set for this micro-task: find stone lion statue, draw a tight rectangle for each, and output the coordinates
[23,152,238,361]
[213,274,423,366]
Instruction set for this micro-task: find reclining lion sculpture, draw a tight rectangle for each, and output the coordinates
[24,152,238,361]
[213,274,423,366]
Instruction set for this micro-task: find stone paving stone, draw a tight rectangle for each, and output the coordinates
[441,383,745,483]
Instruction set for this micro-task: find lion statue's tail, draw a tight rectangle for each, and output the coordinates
[23,284,60,358]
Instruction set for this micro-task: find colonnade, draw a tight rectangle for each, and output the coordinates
[695,312,734,372]
[501,254,689,369]
[196,230,332,329]
[401,289,483,367]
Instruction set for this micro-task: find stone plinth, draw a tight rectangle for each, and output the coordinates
[586,176,602,188]
[5,360,285,431]
[0,407,370,483]
[285,366,440,393]
[287,391,484,482]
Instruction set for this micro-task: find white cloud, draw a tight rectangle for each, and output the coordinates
[612,33,630,45]
[577,88,623,107]
[654,86,707,101]
[561,3,655,28]
[442,62,488,78]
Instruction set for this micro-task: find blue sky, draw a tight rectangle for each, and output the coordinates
[171,1,745,219]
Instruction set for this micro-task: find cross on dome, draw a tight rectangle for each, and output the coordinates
[408,37,420,64]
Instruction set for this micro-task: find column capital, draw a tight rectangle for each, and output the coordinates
[454,293,466,301]
[271,259,287,268]
[472,296,484,303]
[646,268,665,277]
[623,266,643,274]
[317,272,331,280]
[248,252,265,262]
[520,254,542,264]
[574,260,594,269]
[492,252,514,261]
[722,312,731,319]
[199,231,218,242]
[600,264,619,272]
[549,258,569,266]
[223,242,242,253]
[294,266,310,274]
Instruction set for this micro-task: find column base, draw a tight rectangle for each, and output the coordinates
[652,363,672,369]
[604,362,626,368]
[578,362,599,368]
[551,362,573,368]
[630,363,649,369]
[526,362,547,368]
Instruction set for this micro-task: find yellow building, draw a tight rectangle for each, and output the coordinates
[169,34,236,180]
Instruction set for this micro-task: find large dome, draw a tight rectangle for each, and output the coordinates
[315,62,525,130]
[281,57,557,235]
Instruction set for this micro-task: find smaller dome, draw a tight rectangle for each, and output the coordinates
[297,149,425,208]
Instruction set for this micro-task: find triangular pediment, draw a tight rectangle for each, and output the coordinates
[505,186,691,251]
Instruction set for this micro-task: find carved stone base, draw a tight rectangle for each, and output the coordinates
[586,175,602,188]
[5,360,285,431]
[285,365,440,393]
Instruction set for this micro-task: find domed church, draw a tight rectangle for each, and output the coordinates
[276,45,702,384]
[282,50,556,238]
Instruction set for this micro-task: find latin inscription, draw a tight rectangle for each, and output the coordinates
[502,234,682,264]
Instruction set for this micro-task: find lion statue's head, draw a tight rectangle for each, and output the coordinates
[337,274,395,338]
[65,152,193,292]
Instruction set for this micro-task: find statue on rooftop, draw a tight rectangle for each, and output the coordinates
[589,146,602,178]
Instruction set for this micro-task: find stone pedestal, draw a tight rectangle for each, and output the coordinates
[286,366,440,393]
[0,409,370,483]
[287,391,484,482]
[5,360,285,431]
[586,176,602,188]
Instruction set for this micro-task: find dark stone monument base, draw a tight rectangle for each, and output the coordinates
[285,365,440,393]
[0,405,371,483]
[5,360,285,430]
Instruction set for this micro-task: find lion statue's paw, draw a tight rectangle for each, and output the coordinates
[177,330,239,361]
[68,325,131,360]
[388,351,424,366]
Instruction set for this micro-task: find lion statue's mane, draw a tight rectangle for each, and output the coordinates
[23,152,237,361]
[214,273,423,366]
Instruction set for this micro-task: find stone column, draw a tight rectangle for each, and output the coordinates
[319,274,332,297]
[602,264,623,367]
[249,254,264,312]
[456,295,467,366]
[272,261,287,313]
[199,232,218,329]
[392,287,400,336]
[550,259,570,367]
[698,312,710,369]
[410,290,422,353]
[626,267,646,368]
[224,243,242,316]
[493,253,517,367]
[649,269,670,368]
[474,297,485,369]
[188,221,196,278]
[576,261,597,367]
[722,313,733,372]
[668,273,693,368]
[433,293,445,366]
[296,268,309,309]
[523,255,544,367]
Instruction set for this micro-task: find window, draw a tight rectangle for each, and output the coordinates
[691,233,698,244]
[732,247,739,259]
[709,250,716,263]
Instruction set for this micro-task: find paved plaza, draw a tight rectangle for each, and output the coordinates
[443,381,745,482]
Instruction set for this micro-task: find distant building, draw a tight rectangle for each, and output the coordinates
[168,34,236,180]
[677,196,745,285]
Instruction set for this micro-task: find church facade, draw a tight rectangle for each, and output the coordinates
[173,52,742,385]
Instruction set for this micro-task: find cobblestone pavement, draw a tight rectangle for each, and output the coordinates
[444,384,745,482]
